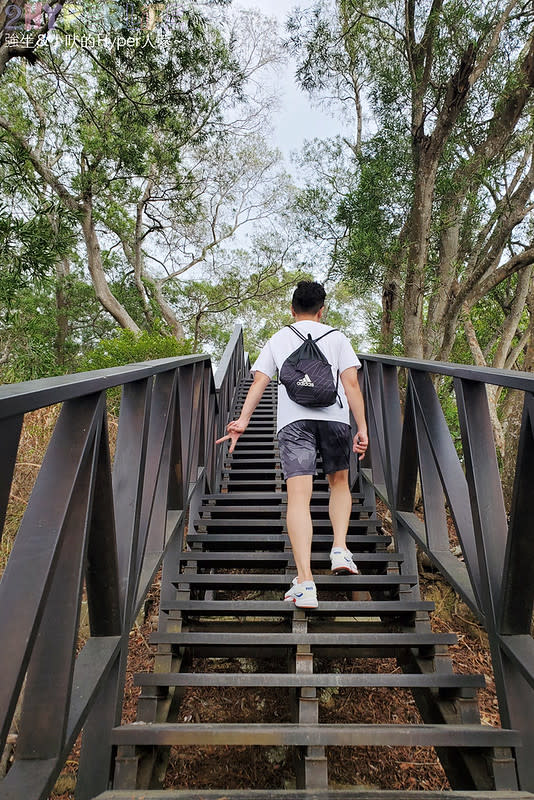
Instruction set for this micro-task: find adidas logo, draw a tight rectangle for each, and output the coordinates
[296,373,314,387]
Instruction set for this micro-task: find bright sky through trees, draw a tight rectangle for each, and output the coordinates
[236,0,350,163]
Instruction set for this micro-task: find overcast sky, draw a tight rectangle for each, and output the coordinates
[236,0,348,164]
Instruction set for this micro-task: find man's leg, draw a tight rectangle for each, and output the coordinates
[286,474,314,582]
[328,469,352,549]
[327,468,360,577]
[328,469,366,597]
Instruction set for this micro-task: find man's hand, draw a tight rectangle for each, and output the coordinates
[215,371,270,454]
[216,417,248,454]
[353,429,368,461]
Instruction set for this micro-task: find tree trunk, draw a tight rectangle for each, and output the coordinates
[0,114,140,336]
[55,257,70,369]
[402,154,438,358]
[425,215,460,359]
[153,281,185,340]
[380,271,401,353]
[81,202,141,333]
[501,275,534,508]
[134,175,156,327]
[463,310,505,457]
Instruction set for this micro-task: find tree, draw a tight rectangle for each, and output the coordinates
[0,2,292,356]
[167,234,306,354]
[103,129,293,340]
[291,0,534,359]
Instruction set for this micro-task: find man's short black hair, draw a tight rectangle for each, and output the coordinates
[292,281,326,314]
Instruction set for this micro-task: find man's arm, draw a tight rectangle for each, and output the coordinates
[216,371,271,453]
[340,366,368,460]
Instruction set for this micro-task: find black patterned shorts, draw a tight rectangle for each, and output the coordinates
[277,419,352,479]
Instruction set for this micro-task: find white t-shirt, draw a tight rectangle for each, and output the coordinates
[252,321,361,433]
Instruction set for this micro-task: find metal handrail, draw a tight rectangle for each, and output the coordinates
[0,335,247,800]
[358,354,534,791]
[0,354,211,418]
[359,353,534,390]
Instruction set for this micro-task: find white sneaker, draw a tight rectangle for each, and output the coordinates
[330,547,359,575]
[284,577,318,608]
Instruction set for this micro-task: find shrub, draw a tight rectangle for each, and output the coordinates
[81,329,194,371]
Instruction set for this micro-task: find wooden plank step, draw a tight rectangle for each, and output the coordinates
[173,574,415,587]
[160,599,432,616]
[177,551,402,565]
[134,672,485,690]
[241,408,276,412]
[185,534,390,547]
[225,455,281,460]
[111,722,519,748]
[224,465,282,471]
[230,422,276,427]
[227,434,278,444]
[224,484,336,491]
[95,790,534,800]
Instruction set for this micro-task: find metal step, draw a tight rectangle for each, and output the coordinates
[111,722,519,748]
[177,551,401,566]
[185,533,390,549]
[203,492,365,500]
[195,519,380,529]
[160,599,433,616]
[227,433,280,439]
[199,504,376,515]
[149,632,457,647]
[134,672,484,692]
[224,480,282,487]
[172,574,414,588]
[95,791,534,800]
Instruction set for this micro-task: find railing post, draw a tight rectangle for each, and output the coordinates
[214,324,247,487]
[497,392,534,791]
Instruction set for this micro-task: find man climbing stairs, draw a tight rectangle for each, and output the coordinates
[97,376,529,798]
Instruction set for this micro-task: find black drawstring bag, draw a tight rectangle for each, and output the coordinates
[279,325,342,408]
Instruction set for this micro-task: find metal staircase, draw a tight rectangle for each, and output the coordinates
[2,326,534,800]
[99,375,528,799]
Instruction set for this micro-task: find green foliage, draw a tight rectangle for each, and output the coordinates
[0,205,77,306]
[336,133,411,292]
[0,287,60,382]
[0,271,116,383]
[290,0,534,360]
[169,262,309,362]
[81,329,193,371]
[80,329,194,411]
